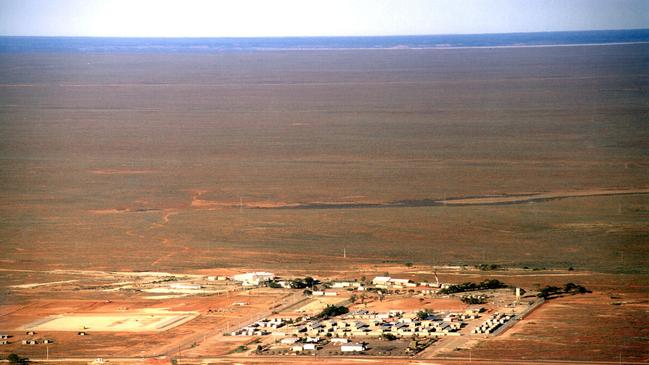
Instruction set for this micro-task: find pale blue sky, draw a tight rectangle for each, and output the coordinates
[1,0,648,37]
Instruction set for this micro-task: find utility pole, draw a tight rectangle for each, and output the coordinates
[618,197,622,214]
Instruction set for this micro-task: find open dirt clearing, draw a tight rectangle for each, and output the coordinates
[22,309,198,332]
[0,43,647,362]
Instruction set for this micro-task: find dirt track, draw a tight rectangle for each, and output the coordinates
[266,188,649,209]
[437,188,649,206]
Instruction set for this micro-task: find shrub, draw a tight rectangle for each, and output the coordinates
[8,354,28,365]
[267,280,282,288]
[381,333,398,341]
[461,295,487,304]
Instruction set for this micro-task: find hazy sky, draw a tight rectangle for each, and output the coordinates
[1,0,648,37]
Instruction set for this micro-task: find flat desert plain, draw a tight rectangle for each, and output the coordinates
[0,43,648,362]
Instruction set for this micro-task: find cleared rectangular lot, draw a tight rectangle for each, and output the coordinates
[22,310,198,332]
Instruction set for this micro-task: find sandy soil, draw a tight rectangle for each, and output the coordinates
[22,310,198,332]
[10,280,79,289]
[0,44,647,362]
[0,288,287,358]
[448,292,649,363]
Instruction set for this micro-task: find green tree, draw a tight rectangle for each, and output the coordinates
[564,282,589,294]
[304,277,317,287]
[290,278,307,289]
[481,279,507,289]
[538,285,561,299]
[317,305,349,319]
[290,277,319,289]
[564,282,578,291]
[439,279,507,294]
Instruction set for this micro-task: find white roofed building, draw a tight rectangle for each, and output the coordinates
[372,276,391,285]
[280,337,300,345]
[341,343,366,352]
[232,272,275,286]
[389,278,415,287]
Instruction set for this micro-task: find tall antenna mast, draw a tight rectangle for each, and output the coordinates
[343,247,347,259]
[239,196,243,213]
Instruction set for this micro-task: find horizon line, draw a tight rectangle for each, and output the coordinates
[1,27,648,39]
